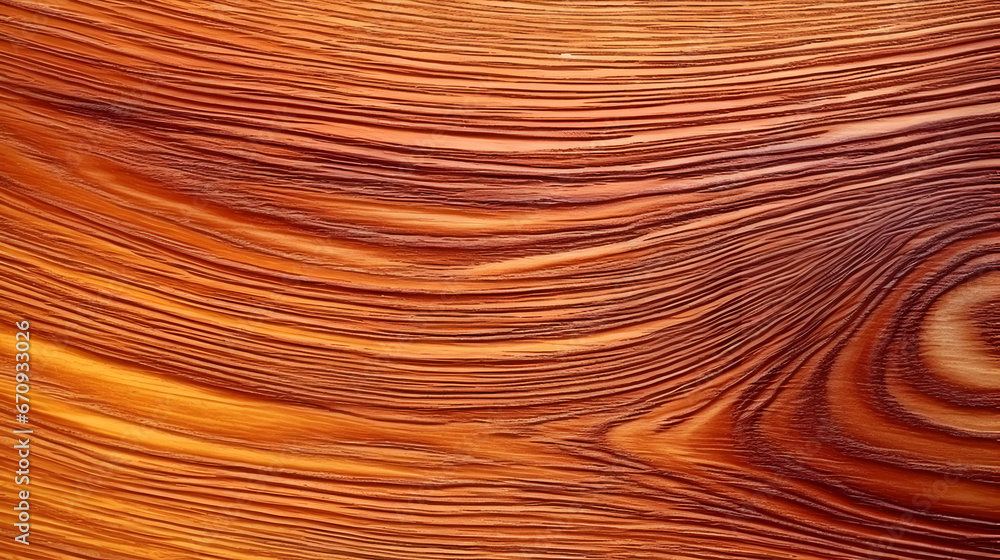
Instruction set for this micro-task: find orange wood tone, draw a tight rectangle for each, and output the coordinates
[1,1,998,558]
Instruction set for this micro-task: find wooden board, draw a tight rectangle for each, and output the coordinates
[1,1,998,558]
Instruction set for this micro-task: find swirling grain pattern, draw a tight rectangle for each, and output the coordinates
[1,0,998,558]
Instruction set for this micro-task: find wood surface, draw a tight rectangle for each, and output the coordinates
[1,0,999,558]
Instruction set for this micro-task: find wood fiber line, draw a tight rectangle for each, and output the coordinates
[0,0,998,559]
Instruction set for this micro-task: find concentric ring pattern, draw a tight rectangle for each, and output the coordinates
[0,0,998,559]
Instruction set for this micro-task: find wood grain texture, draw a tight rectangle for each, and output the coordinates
[1,0,998,558]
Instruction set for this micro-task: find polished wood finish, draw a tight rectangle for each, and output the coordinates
[1,1,998,558]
